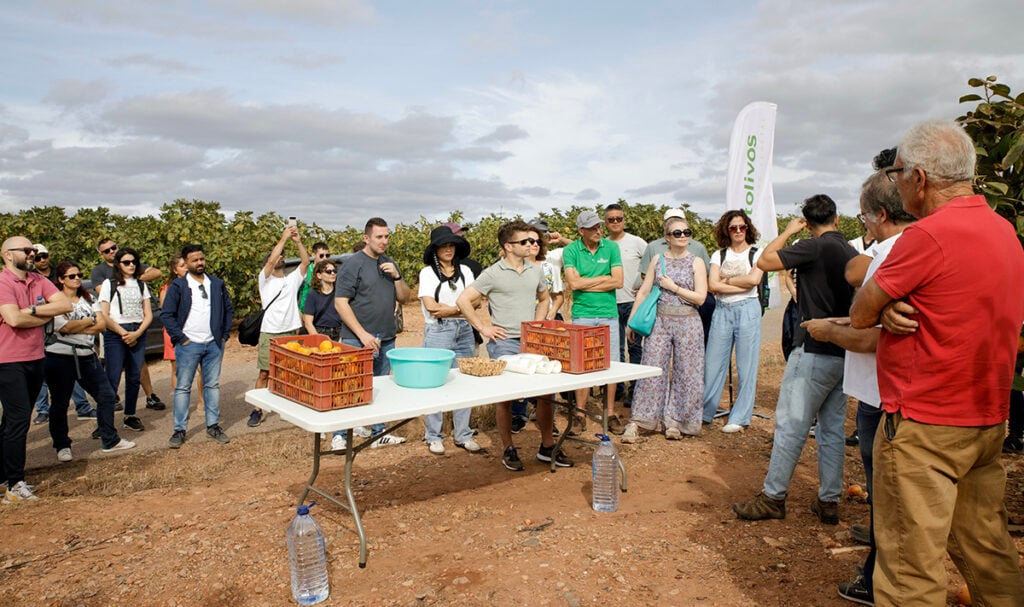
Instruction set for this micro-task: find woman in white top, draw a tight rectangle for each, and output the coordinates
[700,210,764,433]
[98,247,152,433]
[418,226,479,455]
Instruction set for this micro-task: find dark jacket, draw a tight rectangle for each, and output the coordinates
[160,274,233,346]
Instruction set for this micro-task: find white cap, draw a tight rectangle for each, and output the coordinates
[663,208,686,221]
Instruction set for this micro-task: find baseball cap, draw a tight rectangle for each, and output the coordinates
[528,217,549,232]
[33,243,49,255]
[663,208,686,221]
[442,221,464,234]
[576,210,602,229]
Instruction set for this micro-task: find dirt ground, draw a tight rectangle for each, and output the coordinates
[2,303,1022,607]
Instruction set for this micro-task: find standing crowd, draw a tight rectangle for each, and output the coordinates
[1,119,1022,606]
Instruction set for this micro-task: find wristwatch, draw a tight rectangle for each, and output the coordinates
[29,305,36,315]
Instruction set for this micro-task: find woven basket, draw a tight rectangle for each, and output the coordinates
[456,357,507,377]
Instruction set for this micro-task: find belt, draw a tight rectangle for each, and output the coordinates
[658,303,698,317]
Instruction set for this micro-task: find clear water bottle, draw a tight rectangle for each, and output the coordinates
[287,502,329,605]
[592,433,620,512]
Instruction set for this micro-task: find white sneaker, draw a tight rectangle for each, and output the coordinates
[722,423,744,434]
[331,435,347,451]
[56,447,73,463]
[4,480,38,503]
[455,439,481,453]
[102,439,136,452]
[621,422,638,444]
[665,427,682,440]
[371,433,406,448]
[427,440,445,455]
[353,426,373,438]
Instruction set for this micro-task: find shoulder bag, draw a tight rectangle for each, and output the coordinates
[627,255,667,337]
[237,288,284,346]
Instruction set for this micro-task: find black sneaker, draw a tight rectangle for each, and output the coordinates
[837,573,874,606]
[206,424,230,444]
[146,394,166,411]
[502,446,524,472]
[76,409,97,420]
[114,398,124,412]
[1003,436,1024,453]
[168,430,186,449]
[91,427,101,440]
[845,431,859,447]
[122,416,145,432]
[812,498,840,525]
[510,416,526,434]
[32,413,49,424]
[537,444,574,468]
[247,409,264,427]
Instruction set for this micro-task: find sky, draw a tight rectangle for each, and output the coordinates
[1,0,1022,230]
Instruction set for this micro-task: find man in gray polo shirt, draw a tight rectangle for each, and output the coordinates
[457,220,572,472]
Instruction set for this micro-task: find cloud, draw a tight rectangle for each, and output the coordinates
[105,54,199,75]
[473,124,529,144]
[274,53,345,69]
[44,79,111,109]
[513,186,550,197]
[212,0,376,27]
[575,188,600,201]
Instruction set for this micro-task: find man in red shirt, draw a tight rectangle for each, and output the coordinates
[0,235,71,502]
[851,121,1024,606]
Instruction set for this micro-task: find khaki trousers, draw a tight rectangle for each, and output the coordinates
[873,412,1024,606]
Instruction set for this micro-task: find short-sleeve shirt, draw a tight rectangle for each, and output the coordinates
[418,264,475,325]
[258,269,304,333]
[91,261,150,294]
[563,238,622,319]
[470,259,547,338]
[334,251,401,341]
[47,297,100,355]
[0,270,60,363]
[873,195,1024,426]
[712,246,764,304]
[777,231,857,358]
[98,278,151,325]
[302,289,343,330]
[610,233,648,303]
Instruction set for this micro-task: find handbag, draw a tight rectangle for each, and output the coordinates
[237,289,284,346]
[627,255,666,337]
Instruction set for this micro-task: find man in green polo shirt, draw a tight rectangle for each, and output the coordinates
[563,210,624,433]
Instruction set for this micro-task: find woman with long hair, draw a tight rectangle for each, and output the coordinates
[301,259,343,340]
[418,226,480,455]
[623,216,707,441]
[700,210,764,433]
[45,261,135,461]
[98,247,152,432]
[160,253,202,408]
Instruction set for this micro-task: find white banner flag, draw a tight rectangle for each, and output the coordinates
[726,101,780,308]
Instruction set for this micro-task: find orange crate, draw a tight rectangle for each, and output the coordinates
[268,334,374,411]
[520,320,610,374]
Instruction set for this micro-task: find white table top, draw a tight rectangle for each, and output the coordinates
[245,361,661,433]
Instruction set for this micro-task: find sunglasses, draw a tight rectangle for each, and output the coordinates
[101,245,118,255]
[514,238,539,245]
[198,284,208,300]
[35,252,49,259]
[119,259,137,266]
[6,247,36,256]
[665,229,692,238]
[316,252,330,259]
[605,216,624,224]
[63,273,83,280]
[728,225,747,233]
[322,268,337,274]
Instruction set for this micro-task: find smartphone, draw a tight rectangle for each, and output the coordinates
[287,216,297,227]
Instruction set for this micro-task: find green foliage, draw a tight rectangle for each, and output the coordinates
[957,76,1024,237]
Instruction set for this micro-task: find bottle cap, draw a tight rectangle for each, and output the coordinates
[297,501,317,515]
[595,433,610,441]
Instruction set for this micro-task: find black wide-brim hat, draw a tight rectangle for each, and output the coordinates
[423,226,471,266]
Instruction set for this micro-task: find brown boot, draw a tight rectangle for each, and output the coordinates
[811,498,839,525]
[733,492,786,520]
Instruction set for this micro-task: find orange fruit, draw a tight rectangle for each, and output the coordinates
[319,340,333,352]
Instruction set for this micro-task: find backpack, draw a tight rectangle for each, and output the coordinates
[718,247,770,315]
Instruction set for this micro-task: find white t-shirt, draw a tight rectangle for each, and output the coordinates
[182,273,214,344]
[47,298,101,355]
[610,233,648,303]
[99,278,150,324]
[843,232,903,407]
[258,269,304,333]
[545,248,564,273]
[711,246,764,305]
[418,264,475,325]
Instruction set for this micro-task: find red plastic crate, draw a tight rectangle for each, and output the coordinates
[520,320,610,374]
[268,334,374,411]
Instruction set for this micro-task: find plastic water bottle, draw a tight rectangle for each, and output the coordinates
[592,434,620,512]
[287,502,329,605]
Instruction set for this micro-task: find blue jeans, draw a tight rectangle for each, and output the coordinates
[104,324,145,416]
[37,381,95,417]
[616,302,643,398]
[762,346,847,502]
[856,400,882,592]
[571,317,620,362]
[173,340,224,431]
[45,353,122,450]
[334,337,394,440]
[701,298,762,426]
[422,320,475,443]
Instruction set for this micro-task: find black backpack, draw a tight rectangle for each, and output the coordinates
[718,247,770,315]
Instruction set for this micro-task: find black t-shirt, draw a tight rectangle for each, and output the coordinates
[302,290,343,329]
[777,231,857,358]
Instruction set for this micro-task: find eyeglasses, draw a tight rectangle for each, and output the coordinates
[884,166,906,183]
[101,245,118,255]
[605,216,624,224]
[856,212,877,225]
[35,253,49,259]
[63,273,83,280]
[665,229,692,238]
[198,284,208,299]
[322,268,337,274]
[728,225,747,234]
[119,259,137,266]
[513,238,539,245]
[6,247,36,256]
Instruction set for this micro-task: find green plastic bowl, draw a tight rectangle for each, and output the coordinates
[386,348,455,389]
